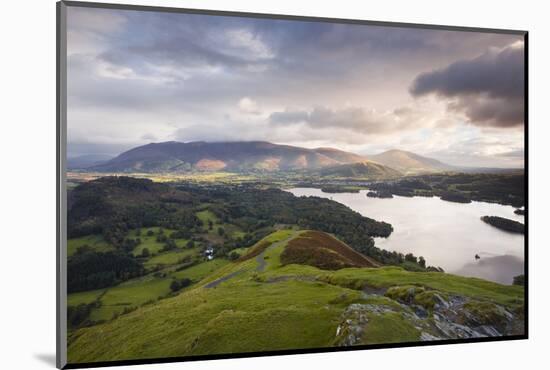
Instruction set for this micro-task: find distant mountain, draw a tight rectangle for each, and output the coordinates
[317,161,401,179]
[313,147,368,164]
[67,154,114,169]
[365,149,453,175]
[91,141,397,176]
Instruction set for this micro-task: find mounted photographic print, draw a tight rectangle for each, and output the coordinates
[57,1,528,368]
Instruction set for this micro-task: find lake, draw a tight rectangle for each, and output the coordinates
[286,188,524,285]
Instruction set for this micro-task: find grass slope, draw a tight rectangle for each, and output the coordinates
[67,230,524,364]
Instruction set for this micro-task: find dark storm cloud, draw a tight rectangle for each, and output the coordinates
[410,44,524,127]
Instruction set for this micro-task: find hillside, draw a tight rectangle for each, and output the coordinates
[317,161,402,179]
[67,229,524,364]
[366,149,453,174]
[92,141,376,173]
[314,147,369,164]
[280,230,380,269]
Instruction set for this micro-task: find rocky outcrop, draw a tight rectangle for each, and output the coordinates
[334,286,523,346]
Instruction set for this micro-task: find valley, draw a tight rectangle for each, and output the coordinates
[66,162,525,363]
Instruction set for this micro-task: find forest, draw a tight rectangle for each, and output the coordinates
[67,177,439,295]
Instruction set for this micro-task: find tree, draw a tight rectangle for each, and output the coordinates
[141,248,150,258]
[146,230,154,237]
[217,227,225,236]
[513,274,525,286]
[179,278,192,288]
[228,251,240,261]
[170,280,180,292]
[405,253,417,264]
[208,220,213,230]
[170,278,192,292]
[418,256,426,268]
[186,240,195,249]
[162,239,177,251]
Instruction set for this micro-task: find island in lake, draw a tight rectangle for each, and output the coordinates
[481,216,525,234]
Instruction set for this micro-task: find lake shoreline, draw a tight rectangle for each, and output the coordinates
[286,187,524,285]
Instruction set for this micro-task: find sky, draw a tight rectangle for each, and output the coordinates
[66,6,525,168]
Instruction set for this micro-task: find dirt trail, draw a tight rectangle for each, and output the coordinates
[205,231,299,288]
[255,232,299,272]
[204,269,245,288]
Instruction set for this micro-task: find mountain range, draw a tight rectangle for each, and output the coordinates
[72,140,514,176]
[89,141,406,176]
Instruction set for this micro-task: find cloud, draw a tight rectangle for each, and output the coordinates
[238,97,261,115]
[268,109,309,125]
[426,134,525,167]
[410,43,524,128]
[65,7,524,168]
[141,133,158,142]
[496,149,524,158]
[269,105,435,135]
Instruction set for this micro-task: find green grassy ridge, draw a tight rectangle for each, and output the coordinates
[196,229,296,287]
[67,229,524,363]
[68,279,360,362]
[321,267,524,307]
[261,263,523,308]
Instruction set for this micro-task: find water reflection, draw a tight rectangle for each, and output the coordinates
[286,188,524,285]
[455,255,524,284]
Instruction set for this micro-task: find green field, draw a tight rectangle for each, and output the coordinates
[67,289,105,306]
[171,259,230,281]
[67,256,229,323]
[89,276,174,321]
[129,227,183,257]
[67,235,113,257]
[144,249,198,268]
[196,210,218,225]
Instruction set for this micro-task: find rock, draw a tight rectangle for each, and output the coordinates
[420,332,441,341]
[477,325,501,337]
[335,292,520,346]
[433,293,449,309]
[413,305,429,319]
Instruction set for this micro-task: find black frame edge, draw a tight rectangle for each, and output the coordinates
[64,335,528,369]
[523,31,529,340]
